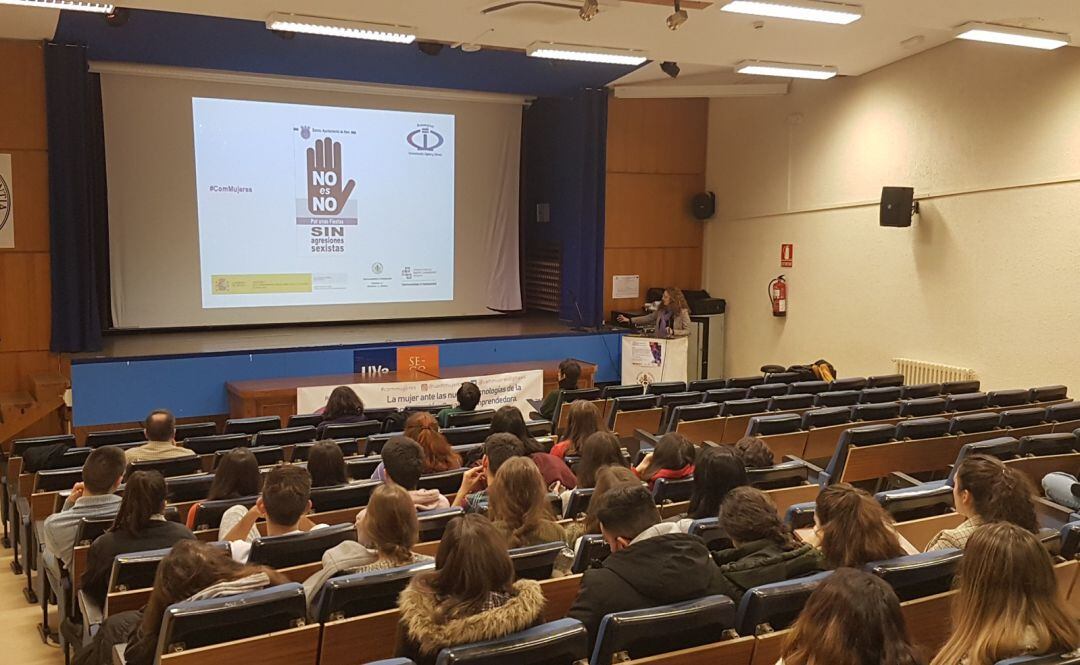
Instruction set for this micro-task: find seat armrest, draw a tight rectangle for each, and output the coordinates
[79,589,103,636]
[634,429,660,447]
[16,495,30,522]
[887,471,922,489]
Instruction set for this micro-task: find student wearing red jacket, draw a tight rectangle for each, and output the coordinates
[634,432,695,490]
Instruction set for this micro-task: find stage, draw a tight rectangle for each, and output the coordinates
[70,315,626,428]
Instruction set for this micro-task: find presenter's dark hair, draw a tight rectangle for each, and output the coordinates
[490,406,544,455]
[558,359,582,390]
[456,382,481,410]
[144,409,176,441]
[323,386,364,421]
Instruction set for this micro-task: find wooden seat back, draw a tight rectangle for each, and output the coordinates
[622,635,756,664]
[754,431,808,459]
[1005,453,1080,488]
[557,399,609,436]
[675,418,729,444]
[840,435,965,484]
[160,624,320,665]
[893,513,966,552]
[612,408,664,439]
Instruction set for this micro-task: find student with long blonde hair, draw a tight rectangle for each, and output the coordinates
[815,483,906,568]
[488,457,567,547]
[931,523,1080,665]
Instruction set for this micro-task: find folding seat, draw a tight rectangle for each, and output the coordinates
[173,422,218,441]
[788,380,830,395]
[948,412,1000,434]
[361,407,399,425]
[316,561,435,621]
[125,455,202,480]
[417,468,466,495]
[783,502,817,529]
[726,375,765,389]
[418,507,464,543]
[184,433,249,455]
[549,387,604,427]
[765,371,803,384]
[895,417,951,440]
[248,522,357,568]
[215,445,283,467]
[562,487,594,519]
[442,425,491,446]
[309,480,380,512]
[901,383,942,399]
[317,420,382,439]
[665,402,721,433]
[867,374,905,388]
[799,406,851,430]
[51,447,91,469]
[108,543,230,596]
[850,402,901,422]
[191,496,257,530]
[658,392,706,431]
[1059,521,1080,560]
[987,389,1032,408]
[819,424,897,485]
[745,461,811,490]
[1046,401,1080,425]
[164,473,215,502]
[1017,433,1078,457]
[435,618,589,665]
[994,653,1080,665]
[85,428,145,448]
[687,517,732,550]
[814,390,861,408]
[74,516,116,548]
[944,392,988,412]
[999,408,1047,429]
[651,477,695,504]
[749,383,789,399]
[746,413,803,437]
[602,384,644,399]
[941,380,981,395]
[590,595,736,665]
[405,405,452,417]
[606,395,660,429]
[287,413,323,429]
[509,541,565,580]
[12,433,75,457]
[1029,385,1068,403]
[223,416,281,435]
[734,571,832,636]
[571,534,611,574]
[526,420,552,437]
[719,398,770,417]
[768,394,815,411]
[446,409,497,428]
[687,378,726,392]
[875,484,954,521]
[157,583,308,655]
[830,377,868,391]
[864,549,963,601]
[954,436,1021,466]
[291,438,359,462]
[704,388,749,404]
[899,397,947,418]
[860,387,903,404]
[365,432,396,455]
[647,381,688,395]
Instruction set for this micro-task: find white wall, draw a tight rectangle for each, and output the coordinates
[704,40,1080,390]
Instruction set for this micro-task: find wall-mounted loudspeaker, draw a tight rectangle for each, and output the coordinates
[691,192,716,220]
[880,186,917,227]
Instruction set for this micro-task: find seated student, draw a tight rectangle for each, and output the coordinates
[125,409,197,464]
[926,454,1038,551]
[565,464,641,544]
[574,432,630,489]
[709,487,822,602]
[319,385,366,425]
[568,484,731,645]
[373,413,461,481]
[488,457,567,548]
[437,382,481,428]
[74,539,290,665]
[1043,470,1080,510]
[733,436,776,469]
[683,445,748,521]
[82,471,195,608]
[185,447,261,537]
[538,359,581,422]
[395,515,545,665]
[777,568,924,665]
[550,400,607,460]
[814,483,907,568]
[931,523,1080,665]
[307,440,348,488]
[452,433,524,513]
[303,484,434,611]
[221,464,325,563]
[378,436,452,511]
[492,405,577,488]
[634,432,696,491]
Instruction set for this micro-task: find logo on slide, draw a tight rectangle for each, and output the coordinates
[371,262,384,275]
[300,125,312,139]
[306,137,356,216]
[406,127,444,152]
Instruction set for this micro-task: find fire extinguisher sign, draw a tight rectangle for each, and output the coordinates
[780,243,794,268]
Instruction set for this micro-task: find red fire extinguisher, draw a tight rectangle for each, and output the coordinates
[769,275,787,317]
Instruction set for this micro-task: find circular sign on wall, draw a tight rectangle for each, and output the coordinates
[0,172,10,233]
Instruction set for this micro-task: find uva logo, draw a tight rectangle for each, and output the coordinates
[306,137,356,216]
[300,125,311,139]
[407,127,444,152]
[0,173,10,233]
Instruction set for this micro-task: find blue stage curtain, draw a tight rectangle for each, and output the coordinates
[576,88,608,327]
[45,43,110,352]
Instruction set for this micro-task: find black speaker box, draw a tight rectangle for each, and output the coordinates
[691,192,716,220]
[880,187,914,227]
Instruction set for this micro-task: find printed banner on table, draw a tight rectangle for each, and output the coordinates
[296,369,544,416]
[0,154,14,249]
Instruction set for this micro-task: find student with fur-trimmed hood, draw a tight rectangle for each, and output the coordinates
[395,514,545,665]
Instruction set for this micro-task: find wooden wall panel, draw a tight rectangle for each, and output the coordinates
[0,252,51,352]
[0,40,47,151]
[606,98,708,175]
[605,173,704,248]
[604,247,702,314]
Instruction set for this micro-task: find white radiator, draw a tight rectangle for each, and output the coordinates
[892,358,978,385]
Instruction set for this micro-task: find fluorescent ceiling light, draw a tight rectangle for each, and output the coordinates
[526,42,648,66]
[0,0,114,12]
[720,0,862,25]
[735,59,838,79]
[955,22,1070,50]
[266,12,417,44]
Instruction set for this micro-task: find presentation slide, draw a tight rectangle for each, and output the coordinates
[192,98,455,309]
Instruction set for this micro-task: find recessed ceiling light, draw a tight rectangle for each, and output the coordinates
[735,59,838,79]
[0,0,114,12]
[720,0,862,25]
[955,22,1070,50]
[526,42,648,66]
[265,13,417,44]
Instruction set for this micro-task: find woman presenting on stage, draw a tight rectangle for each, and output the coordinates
[617,287,692,337]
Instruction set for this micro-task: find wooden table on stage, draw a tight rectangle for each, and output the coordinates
[225,360,597,421]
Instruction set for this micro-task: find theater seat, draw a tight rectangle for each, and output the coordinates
[51,447,91,469]
[287,414,323,429]
[999,408,1047,429]
[85,428,145,448]
[417,468,466,495]
[954,436,1021,466]
[901,383,943,399]
[899,397,947,418]
[109,543,230,594]
[768,394,815,411]
[658,392,707,431]
[248,522,357,568]
[34,467,83,492]
[727,376,766,389]
[563,488,594,519]
[860,387,903,404]
[746,461,811,490]
[996,653,1080,665]
[590,595,736,665]
[606,395,660,429]
[309,480,380,512]
[941,380,981,395]
[719,398,770,417]
[75,516,116,547]
[783,502,816,529]
[125,455,202,480]
[1059,521,1080,560]
[571,535,611,574]
[602,384,644,399]
[988,389,1032,408]
[864,549,962,601]
[948,412,1000,434]
[364,433,396,456]
[746,414,803,436]
[316,561,435,622]
[647,381,688,396]
[830,377,868,392]
[765,371,803,385]
[850,402,901,422]
[446,409,497,428]
[223,416,281,435]
[1029,385,1068,403]
[292,438,360,462]
[191,496,257,530]
[1046,402,1080,424]
[704,388,749,404]
[157,583,307,655]
[735,571,832,636]
[895,417,951,440]
[366,659,417,665]
[800,406,851,430]
[749,383,788,399]
[1018,433,1078,457]
[945,392,989,412]
[173,422,218,441]
[789,380,830,395]
[814,390,861,408]
[317,420,382,439]
[218,444,283,467]
[165,473,215,502]
[875,484,954,521]
[666,402,721,433]
[442,425,491,446]
[867,374,905,388]
[509,542,565,580]
[418,507,464,543]
[183,433,249,455]
[820,424,897,485]
[651,476,695,504]
[688,378,726,393]
[435,618,589,665]
[688,517,731,550]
